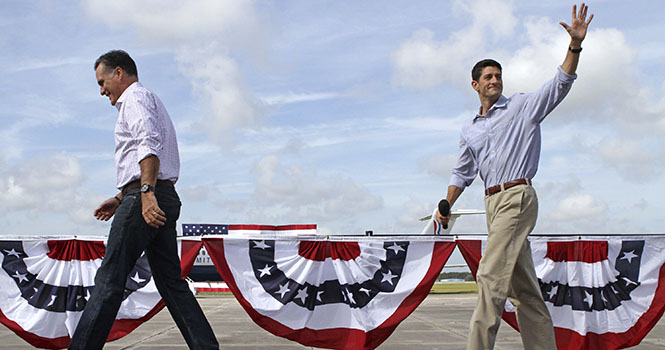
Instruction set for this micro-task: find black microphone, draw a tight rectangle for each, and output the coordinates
[438,199,450,230]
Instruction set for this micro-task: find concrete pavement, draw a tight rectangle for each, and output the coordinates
[1,294,663,349]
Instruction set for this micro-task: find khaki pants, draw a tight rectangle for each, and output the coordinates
[467,185,556,350]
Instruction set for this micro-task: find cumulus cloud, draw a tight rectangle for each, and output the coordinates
[391,0,516,90]
[83,0,266,141]
[251,155,383,222]
[0,153,98,226]
[595,137,664,181]
[424,153,459,179]
[550,193,607,221]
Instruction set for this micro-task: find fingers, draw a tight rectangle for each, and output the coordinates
[94,211,112,221]
[586,13,594,25]
[434,209,451,226]
[143,208,166,228]
[581,3,587,20]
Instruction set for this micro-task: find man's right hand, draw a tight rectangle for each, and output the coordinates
[94,197,120,221]
[435,208,451,227]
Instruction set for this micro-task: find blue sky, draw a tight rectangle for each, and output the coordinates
[1,0,664,238]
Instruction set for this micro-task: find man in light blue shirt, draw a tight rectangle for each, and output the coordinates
[436,3,594,349]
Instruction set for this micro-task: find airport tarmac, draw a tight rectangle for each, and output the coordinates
[1,294,663,349]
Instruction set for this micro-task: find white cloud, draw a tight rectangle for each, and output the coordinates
[251,155,382,222]
[259,91,340,106]
[391,0,516,90]
[176,48,262,141]
[595,137,663,181]
[550,193,607,222]
[0,153,90,217]
[424,153,459,179]
[83,0,267,141]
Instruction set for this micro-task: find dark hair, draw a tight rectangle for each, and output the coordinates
[471,59,501,81]
[94,50,138,77]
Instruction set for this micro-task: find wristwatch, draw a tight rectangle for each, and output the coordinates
[140,183,155,193]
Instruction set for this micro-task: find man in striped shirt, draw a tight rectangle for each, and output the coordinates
[69,50,218,350]
[436,4,594,350]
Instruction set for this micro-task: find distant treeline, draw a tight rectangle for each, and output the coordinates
[438,272,474,281]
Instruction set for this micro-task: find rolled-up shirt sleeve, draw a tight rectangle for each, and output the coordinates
[449,135,477,189]
[125,92,164,163]
[526,66,577,124]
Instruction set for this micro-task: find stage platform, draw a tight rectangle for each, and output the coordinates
[1,294,663,349]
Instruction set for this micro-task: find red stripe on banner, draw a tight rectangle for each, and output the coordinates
[204,238,456,350]
[0,308,71,349]
[179,240,204,277]
[46,240,106,261]
[298,241,361,262]
[546,241,608,263]
[228,224,317,231]
[553,262,665,350]
[107,300,165,344]
[456,240,482,279]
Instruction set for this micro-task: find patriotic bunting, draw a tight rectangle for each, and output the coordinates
[456,235,665,350]
[203,233,456,350]
[0,236,202,349]
[2,231,664,350]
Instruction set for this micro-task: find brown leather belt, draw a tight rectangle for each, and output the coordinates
[122,179,174,195]
[485,178,531,196]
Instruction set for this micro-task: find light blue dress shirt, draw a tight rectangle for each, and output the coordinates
[449,66,577,190]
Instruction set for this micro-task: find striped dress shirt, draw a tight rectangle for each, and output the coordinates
[113,82,180,189]
[449,66,577,190]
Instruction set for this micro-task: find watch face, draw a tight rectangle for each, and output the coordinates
[140,184,151,193]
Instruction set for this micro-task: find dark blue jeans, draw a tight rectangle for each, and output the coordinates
[69,187,219,349]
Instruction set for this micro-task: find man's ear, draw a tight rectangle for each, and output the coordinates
[471,80,479,92]
[114,66,123,79]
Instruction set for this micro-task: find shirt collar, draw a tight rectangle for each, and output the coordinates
[115,82,141,111]
[473,94,508,122]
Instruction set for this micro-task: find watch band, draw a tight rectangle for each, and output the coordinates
[140,183,155,193]
[568,46,582,53]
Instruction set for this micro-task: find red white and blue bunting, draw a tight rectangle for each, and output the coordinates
[1,232,664,350]
[203,234,456,349]
[0,236,201,349]
[456,235,665,350]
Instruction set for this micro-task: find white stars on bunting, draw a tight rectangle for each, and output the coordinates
[623,276,638,287]
[130,272,145,284]
[583,290,594,308]
[317,290,324,302]
[547,285,558,300]
[3,248,21,258]
[276,283,291,299]
[257,264,273,278]
[360,287,371,296]
[345,288,356,305]
[381,270,398,286]
[47,295,57,308]
[12,271,28,283]
[621,250,638,264]
[253,241,270,250]
[295,288,308,303]
[387,243,405,255]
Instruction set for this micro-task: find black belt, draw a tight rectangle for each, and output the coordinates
[485,178,531,196]
[122,179,174,195]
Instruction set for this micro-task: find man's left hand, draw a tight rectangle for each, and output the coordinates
[142,192,166,228]
[560,3,594,45]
